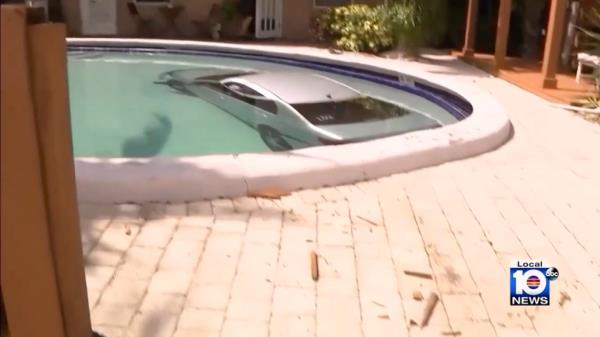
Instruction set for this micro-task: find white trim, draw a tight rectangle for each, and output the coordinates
[67,38,511,203]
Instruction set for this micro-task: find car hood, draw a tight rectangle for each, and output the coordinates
[318,113,442,142]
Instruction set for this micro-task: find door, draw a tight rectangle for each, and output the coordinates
[255,0,282,39]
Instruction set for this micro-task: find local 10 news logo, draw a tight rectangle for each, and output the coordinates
[510,260,559,306]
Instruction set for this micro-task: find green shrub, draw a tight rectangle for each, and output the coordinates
[315,5,397,53]
[387,2,421,53]
[315,1,446,54]
[388,0,447,53]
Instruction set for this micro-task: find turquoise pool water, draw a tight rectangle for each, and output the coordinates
[68,51,458,157]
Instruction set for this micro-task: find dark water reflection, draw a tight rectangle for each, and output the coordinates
[121,113,173,157]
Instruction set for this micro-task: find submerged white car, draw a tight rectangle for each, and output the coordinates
[156,68,442,151]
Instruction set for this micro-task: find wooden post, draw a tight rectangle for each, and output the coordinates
[495,0,512,68]
[542,0,569,88]
[1,6,67,337]
[27,23,92,337]
[1,5,92,337]
[462,0,479,59]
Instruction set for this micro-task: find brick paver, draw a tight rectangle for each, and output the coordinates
[80,51,600,337]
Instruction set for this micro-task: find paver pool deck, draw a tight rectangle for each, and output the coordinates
[80,47,600,337]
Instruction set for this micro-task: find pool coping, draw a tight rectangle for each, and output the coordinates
[70,38,511,203]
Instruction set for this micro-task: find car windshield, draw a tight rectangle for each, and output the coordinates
[292,97,413,125]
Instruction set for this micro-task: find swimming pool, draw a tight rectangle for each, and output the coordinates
[68,47,471,157]
[69,39,509,203]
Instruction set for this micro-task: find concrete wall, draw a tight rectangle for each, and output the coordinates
[62,0,384,40]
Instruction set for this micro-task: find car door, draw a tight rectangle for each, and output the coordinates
[272,102,320,147]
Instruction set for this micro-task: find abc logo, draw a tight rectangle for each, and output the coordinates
[546,267,559,281]
[513,269,548,295]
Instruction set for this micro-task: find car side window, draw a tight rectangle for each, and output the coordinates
[222,83,278,115]
[224,82,261,96]
[255,100,278,115]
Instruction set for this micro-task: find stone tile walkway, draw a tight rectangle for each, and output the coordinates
[81,51,600,337]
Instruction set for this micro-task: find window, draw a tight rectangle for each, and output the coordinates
[314,0,353,7]
[292,97,415,125]
[219,83,279,115]
[224,83,263,97]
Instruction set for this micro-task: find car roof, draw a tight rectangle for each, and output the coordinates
[229,72,360,104]
[168,68,254,82]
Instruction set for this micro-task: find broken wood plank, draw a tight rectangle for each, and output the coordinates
[412,290,424,301]
[357,215,379,226]
[248,187,290,199]
[310,250,319,281]
[404,270,433,280]
[420,292,440,328]
[558,291,571,307]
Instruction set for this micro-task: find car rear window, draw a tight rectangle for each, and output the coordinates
[292,97,412,125]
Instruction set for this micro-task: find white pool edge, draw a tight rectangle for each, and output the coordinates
[70,38,511,203]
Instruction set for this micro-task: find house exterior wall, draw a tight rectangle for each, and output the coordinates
[61,0,221,37]
[61,0,384,40]
[282,0,315,41]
